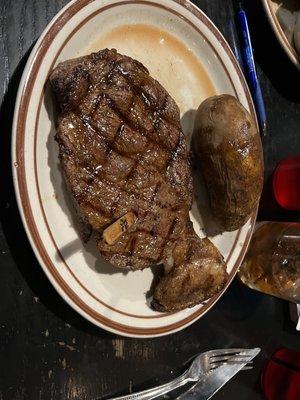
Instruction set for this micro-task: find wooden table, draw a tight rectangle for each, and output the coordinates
[0,0,299,399]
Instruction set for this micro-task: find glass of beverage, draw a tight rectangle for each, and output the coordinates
[238,222,300,302]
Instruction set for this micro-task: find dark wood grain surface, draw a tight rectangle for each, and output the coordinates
[0,0,300,399]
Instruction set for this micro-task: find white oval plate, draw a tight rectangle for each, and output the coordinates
[262,0,300,70]
[12,0,257,338]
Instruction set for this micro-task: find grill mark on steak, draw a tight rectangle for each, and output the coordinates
[128,235,137,258]
[109,192,122,217]
[150,181,162,203]
[153,97,168,129]
[164,136,182,169]
[115,123,125,139]
[106,59,118,81]
[140,90,151,108]
[156,217,178,262]
[124,156,142,181]
[89,92,106,120]
[82,199,112,221]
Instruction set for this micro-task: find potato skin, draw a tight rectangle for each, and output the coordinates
[193,94,264,231]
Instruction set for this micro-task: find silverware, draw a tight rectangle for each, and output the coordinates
[104,348,255,400]
[176,347,261,400]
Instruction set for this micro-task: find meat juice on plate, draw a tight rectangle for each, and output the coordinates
[87,24,216,136]
[238,222,300,302]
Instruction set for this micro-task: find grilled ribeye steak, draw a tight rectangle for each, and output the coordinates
[50,48,227,311]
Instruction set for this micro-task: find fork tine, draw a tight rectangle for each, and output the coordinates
[210,354,254,363]
[210,360,252,368]
[210,360,253,369]
[206,348,252,357]
[241,365,253,370]
[210,364,253,371]
[210,360,253,370]
[211,365,253,371]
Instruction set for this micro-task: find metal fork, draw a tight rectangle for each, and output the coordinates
[105,348,254,400]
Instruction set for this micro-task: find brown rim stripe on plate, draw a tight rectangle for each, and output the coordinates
[34,0,243,320]
[266,0,300,61]
[16,0,257,335]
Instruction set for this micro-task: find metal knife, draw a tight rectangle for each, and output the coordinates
[176,348,260,400]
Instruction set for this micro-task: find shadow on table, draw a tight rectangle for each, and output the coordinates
[99,357,195,400]
[243,0,300,103]
[0,49,115,340]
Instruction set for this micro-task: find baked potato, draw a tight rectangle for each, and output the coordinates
[193,94,264,231]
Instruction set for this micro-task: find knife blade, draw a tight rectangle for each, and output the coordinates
[176,348,260,400]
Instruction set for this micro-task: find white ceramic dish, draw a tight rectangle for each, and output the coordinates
[12,0,257,338]
[262,0,300,70]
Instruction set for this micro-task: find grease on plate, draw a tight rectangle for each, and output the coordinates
[88,24,216,118]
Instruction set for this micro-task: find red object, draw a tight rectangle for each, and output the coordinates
[273,156,300,211]
[261,348,300,400]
